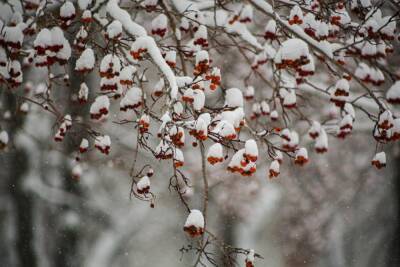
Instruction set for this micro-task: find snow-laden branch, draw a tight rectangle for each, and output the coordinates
[107,0,178,99]
[226,21,263,50]
[299,81,379,113]
[171,1,263,51]
[250,0,332,58]
[249,0,384,110]
[170,0,215,13]
[132,36,179,99]
[106,0,147,37]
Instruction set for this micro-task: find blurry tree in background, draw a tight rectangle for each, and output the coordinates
[0,0,400,266]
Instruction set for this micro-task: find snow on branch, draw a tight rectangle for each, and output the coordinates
[226,21,263,50]
[107,0,178,99]
[249,0,383,110]
[106,0,147,37]
[170,0,215,13]
[250,0,332,59]
[131,36,179,99]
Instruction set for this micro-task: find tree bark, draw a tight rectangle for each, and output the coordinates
[8,148,35,267]
[52,63,88,267]
[0,91,37,267]
[388,151,400,266]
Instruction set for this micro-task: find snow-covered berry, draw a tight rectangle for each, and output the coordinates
[184,210,204,238]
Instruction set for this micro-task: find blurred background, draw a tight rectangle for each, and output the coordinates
[1,0,400,267]
[1,82,399,267]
